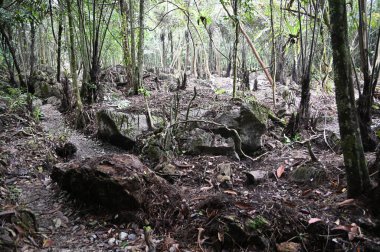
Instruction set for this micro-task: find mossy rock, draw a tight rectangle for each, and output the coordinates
[291,163,327,185]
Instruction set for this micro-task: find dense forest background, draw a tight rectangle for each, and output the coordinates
[1,0,380,251]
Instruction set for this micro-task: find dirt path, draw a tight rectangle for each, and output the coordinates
[40,104,122,159]
[13,104,133,251]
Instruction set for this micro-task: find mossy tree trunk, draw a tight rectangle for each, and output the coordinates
[136,0,145,92]
[357,0,379,151]
[328,0,371,198]
[66,0,85,128]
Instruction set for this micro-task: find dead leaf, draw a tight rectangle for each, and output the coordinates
[337,198,355,207]
[276,165,285,178]
[234,201,254,210]
[348,223,360,241]
[301,189,313,196]
[276,241,302,252]
[43,239,54,248]
[223,190,237,195]
[218,232,224,242]
[308,218,322,224]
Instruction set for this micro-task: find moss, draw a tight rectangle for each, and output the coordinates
[291,163,327,184]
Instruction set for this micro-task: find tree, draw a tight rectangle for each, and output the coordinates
[66,0,85,128]
[328,0,371,198]
[136,0,145,91]
[357,0,379,151]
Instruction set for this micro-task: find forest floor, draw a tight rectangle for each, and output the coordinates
[1,74,380,251]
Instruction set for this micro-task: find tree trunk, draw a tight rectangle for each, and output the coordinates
[0,27,25,88]
[357,0,378,151]
[137,0,145,90]
[129,0,137,94]
[66,0,85,128]
[119,0,131,74]
[328,0,371,198]
[160,32,165,68]
[56,4,63,82]
[28,20,36,93]
[232,0,239,98]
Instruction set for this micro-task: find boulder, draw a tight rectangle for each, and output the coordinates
[34,81,62,99]
[214,100,267,152]
[179,128,238,158]
[97,109,161,150]
[245,170,269,185]
[291,163,327,185]
[0,101,7,114]
[51,154,182,217]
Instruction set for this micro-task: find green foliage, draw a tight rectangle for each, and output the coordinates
[138,87,151,97]
[0,87,27,112]
[283,133,301,144]
[246,215,269,231]
[32,106,42,122]
[214,88,227,95]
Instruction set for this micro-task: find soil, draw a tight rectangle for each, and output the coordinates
[1,75,380,251]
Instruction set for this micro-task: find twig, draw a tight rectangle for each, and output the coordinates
[323,114,336,153]
[144,226,156,252]
[197,228,205,252]
[185,87,197,128]
[307,142,319,162]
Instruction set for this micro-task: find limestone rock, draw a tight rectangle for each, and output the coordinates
[214,100,267,152]
[216,163,233,188]
[245,170,269,185]
[97,109,161,150]
[179,128,238,158]
[291,163,327,184]
[51,154,182,217]
[0,101,7,114]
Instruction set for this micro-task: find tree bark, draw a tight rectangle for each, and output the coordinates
[66,0,85,128]
[56,3,63,82]
[328,0,371,198]
[137,0,145,90]
[357,0,378,151]
[0,26,25,88]
[129,0,137,94]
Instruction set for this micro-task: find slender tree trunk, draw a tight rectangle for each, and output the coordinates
[328,0,371,198]
[185,31,189,73]
[119,0,132,82]
[357,0,378,151]
[129,0,137,94]
[270,0,276,104]
[66,0,85,128]
[0,27,25,88]
[56,4,63,82]
[232,0,239,98]
[160,32,165,68]
[28,20,36,93]
[137,0,145,90]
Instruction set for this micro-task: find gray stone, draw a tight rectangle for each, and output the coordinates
[215,101,267,152]
[291,163,327,184]
[46,96,61,106]
[0,101,7,114]
[180,128,238,158]
[245,170,269,185]
[97,109,162,150]
[34,81,62,99]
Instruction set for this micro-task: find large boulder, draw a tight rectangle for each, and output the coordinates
[214,100,267,152]
[32,69,62,99]
[178,128,238,158]
[51,154,183,220]
[97,109,161,150]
